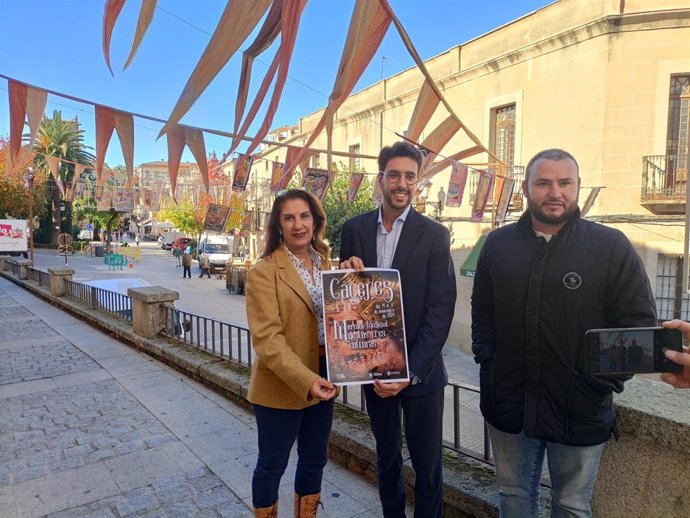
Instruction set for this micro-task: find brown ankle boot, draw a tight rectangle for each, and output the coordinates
[294,492,322,518]
[255,499,278,518]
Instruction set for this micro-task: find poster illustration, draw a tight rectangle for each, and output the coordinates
[231,153,253,192]
[347,172,365,203]
[302,168,331,201]
[270,161,284,194]
[321,269,409,385]
[112,187,134,212]
[446,161,468,208]
[204,203,231,232]
[471,170,494,222]
[494,178,515,223]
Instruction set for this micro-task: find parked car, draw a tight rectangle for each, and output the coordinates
[171,237,193,253]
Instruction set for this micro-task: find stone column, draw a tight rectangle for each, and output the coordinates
[128,287,180,339]
[13,259,33,280]
[0,255,11,271]
[48,267,75,297]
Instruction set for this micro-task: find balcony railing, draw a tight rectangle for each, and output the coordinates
[641,154,688,214]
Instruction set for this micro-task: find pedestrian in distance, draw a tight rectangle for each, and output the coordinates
[198,252,211,278]
[181,249,192,279]
[246,189,338,518]
[339,141,457,518]
[173,246,182,267]
[471,148,657,518]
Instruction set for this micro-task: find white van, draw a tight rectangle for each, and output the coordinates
[198,234,233,272]
[160,230,186,250]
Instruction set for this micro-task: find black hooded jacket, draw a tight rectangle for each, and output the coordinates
[471,210,656,446]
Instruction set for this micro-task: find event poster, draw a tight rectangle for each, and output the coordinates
[321,269,409,385]
[302,168,331,201]
[204,203,231,232]
[231,153,253,192]
[112,187,134,212]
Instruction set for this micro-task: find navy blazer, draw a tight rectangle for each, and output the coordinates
[340,208,457,396]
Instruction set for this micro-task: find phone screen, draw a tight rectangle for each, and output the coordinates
[586,327,683,374]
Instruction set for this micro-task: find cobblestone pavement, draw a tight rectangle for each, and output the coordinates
[0,277,392,518]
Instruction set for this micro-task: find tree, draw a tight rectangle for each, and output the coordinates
[32,111,95,244]
[321,164,376,257]
[0,138,47,220]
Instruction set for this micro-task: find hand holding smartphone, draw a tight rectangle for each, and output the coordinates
[585,327,684,375]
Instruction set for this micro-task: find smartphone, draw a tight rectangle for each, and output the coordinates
[585,327,683,374]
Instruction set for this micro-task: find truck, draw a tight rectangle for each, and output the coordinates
[0,219,28,256]
[197,234,233,272]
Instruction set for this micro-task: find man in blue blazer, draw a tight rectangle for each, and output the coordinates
[340,141,457,518]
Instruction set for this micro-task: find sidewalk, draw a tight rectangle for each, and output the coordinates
[0,277,398,518]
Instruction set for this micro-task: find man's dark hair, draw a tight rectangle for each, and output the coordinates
[378,141,423,172]
[524,148,579,182]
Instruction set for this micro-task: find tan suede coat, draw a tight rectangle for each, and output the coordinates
[246,246,329,409]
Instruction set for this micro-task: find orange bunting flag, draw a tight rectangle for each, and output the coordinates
[166,124,210,202]
[45,155,65,196]
[123,0,157,70]
[8,80,28,173]
[67,164,88,202]
[405,79,441,142]
[95,106,135,186]
[159,0,273,138]
[285,0,392,178]
[26,86,47,150]
[102,0,126,75]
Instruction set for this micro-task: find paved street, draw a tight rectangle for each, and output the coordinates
[0,275,405,517]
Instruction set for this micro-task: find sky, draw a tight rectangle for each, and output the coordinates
[0,0,555,167]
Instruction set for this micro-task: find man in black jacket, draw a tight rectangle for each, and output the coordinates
[472,149,656,518]
[340,141,456,518]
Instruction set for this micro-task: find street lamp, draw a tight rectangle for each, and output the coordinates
[26,167,35,261]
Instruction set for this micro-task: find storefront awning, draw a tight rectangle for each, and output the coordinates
[459,234,487,278]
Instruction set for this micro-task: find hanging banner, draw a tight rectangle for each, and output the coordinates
[270,161,284,194]
[446,161,468,208]
[494,178,515,224]
[302,168,331,201]
[241,210,254,231]
[113,187,134,212]
[580,187,602,217]
[347,172,365,204]
[96,190,112,211]
[231,154,253,192]
[471,170,494,222]
[203,203,231,232]
[45,155,65,196]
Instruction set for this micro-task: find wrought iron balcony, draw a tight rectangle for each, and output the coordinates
[641,154,688,215]
[468,165,525,212]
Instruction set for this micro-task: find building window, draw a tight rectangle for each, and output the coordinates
[656,254,690,323]
[666,75,690,182]
[349,144,361,172]
[312,154,321,168]
[491,104,516,169]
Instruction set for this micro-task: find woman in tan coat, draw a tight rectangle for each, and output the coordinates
[246,189,338,518]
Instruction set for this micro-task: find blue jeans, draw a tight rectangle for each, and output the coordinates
[252,399,334,508]
[487,423,605,518]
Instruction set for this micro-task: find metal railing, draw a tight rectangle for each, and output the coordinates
[642,154,688,201]
[27,267,51,287]
[64,279,133,322]
[8,261,19,276]
[161,306,254,367]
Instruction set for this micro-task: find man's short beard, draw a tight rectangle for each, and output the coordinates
[527,199,578,226]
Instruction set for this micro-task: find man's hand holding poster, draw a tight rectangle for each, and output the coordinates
[321,269,409,385]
